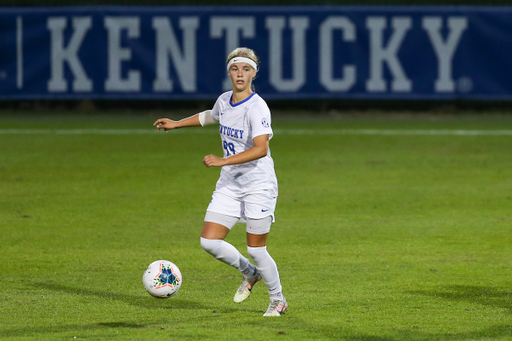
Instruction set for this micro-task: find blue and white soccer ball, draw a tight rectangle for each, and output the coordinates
[143,260,182,298]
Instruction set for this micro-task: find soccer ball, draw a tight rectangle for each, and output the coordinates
[143,260,182,298]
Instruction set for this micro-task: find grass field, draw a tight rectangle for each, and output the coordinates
[1,110,512,340]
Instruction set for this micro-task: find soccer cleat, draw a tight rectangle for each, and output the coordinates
[233,273,262,303]
[263,297,288,316]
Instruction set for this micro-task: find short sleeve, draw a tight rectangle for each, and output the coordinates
[248,99,273,140]
[211,97,221,121]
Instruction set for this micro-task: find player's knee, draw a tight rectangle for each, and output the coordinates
[247,245,267,262]
[200,237,222,255]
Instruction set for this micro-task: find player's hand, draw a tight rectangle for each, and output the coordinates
[153,118,179,132]
[203,154,227,168]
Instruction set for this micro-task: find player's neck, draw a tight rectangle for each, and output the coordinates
[231,89,253,105]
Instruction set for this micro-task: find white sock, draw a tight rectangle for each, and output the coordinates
[200,237,254,274]
[247,246,283,299]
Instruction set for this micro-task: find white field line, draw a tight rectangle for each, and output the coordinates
[0,128,512,136]
[277,129,512,136]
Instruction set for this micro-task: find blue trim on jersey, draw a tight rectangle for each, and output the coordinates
[230,92,256,107]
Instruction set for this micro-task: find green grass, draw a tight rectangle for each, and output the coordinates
[1,111,512,340]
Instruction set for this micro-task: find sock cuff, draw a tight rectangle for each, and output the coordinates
[200,237,222,244]
[247,245,267,253]
[200,237,223,253]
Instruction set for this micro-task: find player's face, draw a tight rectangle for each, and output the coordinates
[228,63,256,93]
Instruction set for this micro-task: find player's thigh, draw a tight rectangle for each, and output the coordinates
[246,232,269,247]
[201,221,230,240]
[202,210,239,239]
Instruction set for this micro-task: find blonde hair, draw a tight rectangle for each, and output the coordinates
[226,47,259,70]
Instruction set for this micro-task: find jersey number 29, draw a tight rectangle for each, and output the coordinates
[223,140,236,156]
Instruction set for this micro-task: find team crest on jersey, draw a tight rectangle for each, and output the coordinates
[261,118,269,128]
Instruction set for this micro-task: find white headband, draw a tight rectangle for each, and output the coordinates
[227,57,258,72]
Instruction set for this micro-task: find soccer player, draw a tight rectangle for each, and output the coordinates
[153,47,287,317]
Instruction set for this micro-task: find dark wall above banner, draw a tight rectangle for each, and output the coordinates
[1,6,511,100]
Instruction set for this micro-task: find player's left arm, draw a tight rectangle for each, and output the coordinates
[203,134,269,168]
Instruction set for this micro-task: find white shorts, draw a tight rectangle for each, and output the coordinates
[204,211,272,235]
[206,190,277,222]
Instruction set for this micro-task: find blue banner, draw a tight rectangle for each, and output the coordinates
[1,6,512,100]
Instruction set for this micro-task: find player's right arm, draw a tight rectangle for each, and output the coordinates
[153,110,215,132]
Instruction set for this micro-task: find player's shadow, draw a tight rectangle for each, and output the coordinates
[96,322,146,328]
[0,320,150,339]
[34,281,219,311]
[407,284,512,311]
[34,281,262,314]
[0,281,253,338]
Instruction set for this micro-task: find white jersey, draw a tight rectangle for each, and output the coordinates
[211,91,278,198]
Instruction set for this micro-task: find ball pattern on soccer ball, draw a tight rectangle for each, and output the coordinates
[143,260,182,298]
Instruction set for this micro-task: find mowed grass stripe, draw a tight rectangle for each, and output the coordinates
[1,128,512,135]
